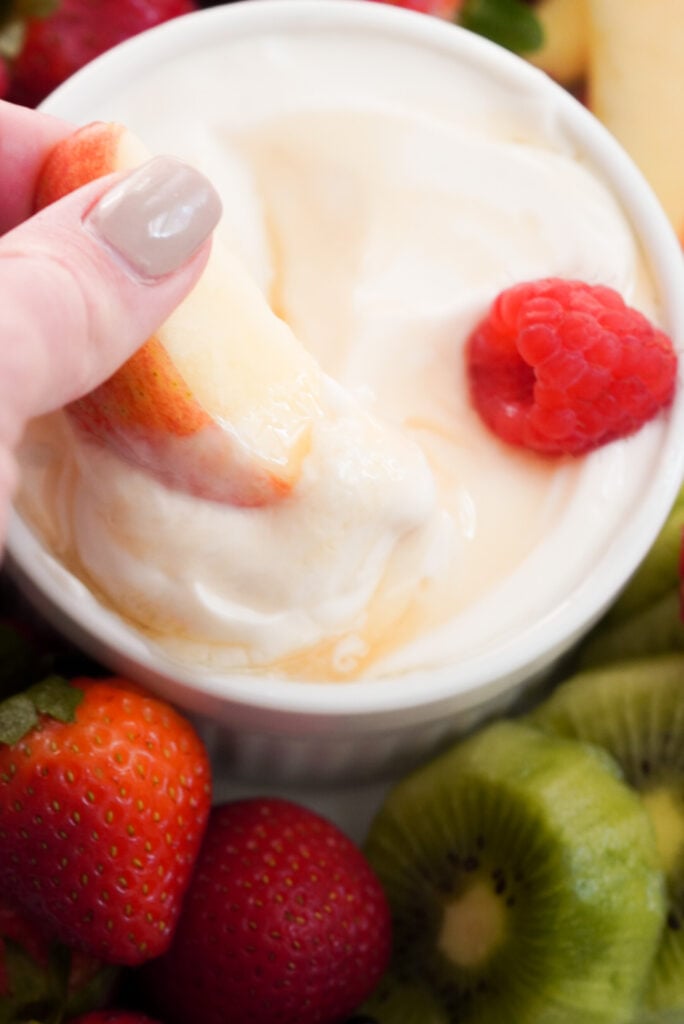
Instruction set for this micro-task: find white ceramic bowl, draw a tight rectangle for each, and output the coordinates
[8,0,684,785]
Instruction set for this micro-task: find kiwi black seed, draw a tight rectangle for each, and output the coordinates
[364,719,664,1024]
[530,654,684,1019]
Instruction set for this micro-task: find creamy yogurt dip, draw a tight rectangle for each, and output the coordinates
[16,25,666,682]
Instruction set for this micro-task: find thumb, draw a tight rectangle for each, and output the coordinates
[0,155,222,444]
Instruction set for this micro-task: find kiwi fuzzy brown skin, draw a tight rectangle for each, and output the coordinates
[363,719,664,1024]
[529,654,684,1020]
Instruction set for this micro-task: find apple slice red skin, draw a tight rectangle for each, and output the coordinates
[73,339,292,504]
[34,122,298,506]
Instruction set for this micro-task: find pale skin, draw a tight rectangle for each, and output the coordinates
[0,100,214,547]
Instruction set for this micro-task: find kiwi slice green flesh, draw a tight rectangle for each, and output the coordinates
[530,654,684,1019]
[364,720,664,1024]
[577,488,684,669]
[350,974,449,1024]
[604,486,684,623]
[578,589,684,670]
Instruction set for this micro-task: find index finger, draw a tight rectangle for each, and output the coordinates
[0,100,74,234]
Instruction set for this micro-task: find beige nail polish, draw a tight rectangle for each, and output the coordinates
[85,156,223,280]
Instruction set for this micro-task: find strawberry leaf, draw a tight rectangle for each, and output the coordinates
[63,961,120,1019]
[460,0,544,54]
[0,694,38,746]
[26,675,83,723]
[0,677,83,746]
[0,937,96,1024]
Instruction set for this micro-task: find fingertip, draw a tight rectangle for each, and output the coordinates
[84,156,223,282]
[0,160,222,426]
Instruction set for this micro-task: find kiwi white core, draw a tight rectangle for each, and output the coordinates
[438,880,506,969]
[642,787,684,875]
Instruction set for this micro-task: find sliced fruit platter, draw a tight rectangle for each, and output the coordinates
[2,0,684,1022]
[0,485,683,1024]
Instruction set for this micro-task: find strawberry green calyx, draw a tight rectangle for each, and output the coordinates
[56,951,119,1024]
[0,938,58,1024]
[0,676,83,746]
[459,0,543,54]
[0,934,118,1024]
[0,892,116,1024]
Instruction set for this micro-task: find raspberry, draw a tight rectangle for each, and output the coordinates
[465,278,678,455]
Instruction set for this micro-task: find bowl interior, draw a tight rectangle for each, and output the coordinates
[8,0,684,727]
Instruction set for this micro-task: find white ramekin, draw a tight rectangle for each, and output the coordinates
[8,0,684,785]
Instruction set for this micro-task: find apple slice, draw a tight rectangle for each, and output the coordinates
[34,122,322,505]
[585,0,684,242]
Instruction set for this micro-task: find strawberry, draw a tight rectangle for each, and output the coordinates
[0,676,211,966]
[141,798,392,1024]
[368,0,544,54]
[2,0,197,109]
[0,893,118,1024]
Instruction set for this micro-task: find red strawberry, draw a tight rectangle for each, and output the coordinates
[141,798,392,1024]
[466,277,677,455]
[0,893,118,1022]
[0,676,211,966]
[5,0,197,109]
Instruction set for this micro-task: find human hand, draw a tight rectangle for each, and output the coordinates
[0,100,222,548]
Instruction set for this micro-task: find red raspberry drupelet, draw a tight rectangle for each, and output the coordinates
[466,278,677,456]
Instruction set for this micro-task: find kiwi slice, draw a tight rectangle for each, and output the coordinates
[578,487,684,668]
[530,654,684,1019]
[363,720,664,1024]
[349,975,449,1024]
[607,487,684,622]
[578,590,684,668]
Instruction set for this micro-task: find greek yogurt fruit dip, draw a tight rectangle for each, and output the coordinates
[13,5,680,686]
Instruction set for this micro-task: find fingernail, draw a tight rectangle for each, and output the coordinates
[85,156,222,280]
